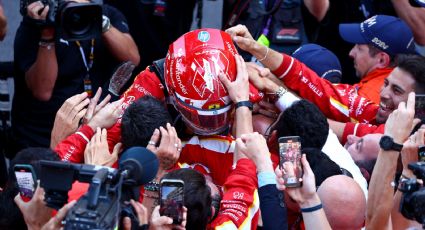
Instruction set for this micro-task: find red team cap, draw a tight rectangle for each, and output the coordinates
[165,28,238,135]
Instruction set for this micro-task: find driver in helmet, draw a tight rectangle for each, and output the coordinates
[53,28,262,228]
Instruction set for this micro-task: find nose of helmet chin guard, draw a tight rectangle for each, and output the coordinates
[165,28,238,135]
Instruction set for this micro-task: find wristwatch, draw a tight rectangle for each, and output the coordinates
[379,135,403,152]
[102,15,111,33]
[275,86,287,98]
[235,101,253,111]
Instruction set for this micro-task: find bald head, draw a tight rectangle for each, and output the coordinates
[317,175,366,230]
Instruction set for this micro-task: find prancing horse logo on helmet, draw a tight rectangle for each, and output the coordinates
[198,31,210,42]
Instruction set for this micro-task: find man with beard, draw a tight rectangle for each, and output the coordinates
[225,24,425,143]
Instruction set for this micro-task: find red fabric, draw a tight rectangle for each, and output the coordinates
[68,181,90,202]
[209,159,259,230]
[179,135,235,186]
[55,67,165,164]
[55,124,95,163]
[342,122,385,144]
[272,54,380,124]
[107,67,166,149]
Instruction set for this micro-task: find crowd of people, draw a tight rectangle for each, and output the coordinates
[1,0,425,229]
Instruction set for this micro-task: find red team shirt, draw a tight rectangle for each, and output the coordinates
[271,53,386,143]
[55,66,259,229]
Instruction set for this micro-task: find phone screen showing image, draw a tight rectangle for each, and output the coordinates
[14,169,35,201]
[415,94,425,120]
[278,136,303,187]
[160,180,184,225]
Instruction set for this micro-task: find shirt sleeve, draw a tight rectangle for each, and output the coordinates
[258,171,276,188]
[272,54,379,124]
[103,4,130,33]
[55,124,95,163]
[342,123,385,144]
[211,159,260,230]
[258,184,288,230]
[14,20,41,74]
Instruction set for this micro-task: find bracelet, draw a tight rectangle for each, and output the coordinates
[235,100,253,111]
[102,15,111,33]
[275,86,287,98]
[300,203,323,213]
[257,46,269,62]
[39,41,55,50]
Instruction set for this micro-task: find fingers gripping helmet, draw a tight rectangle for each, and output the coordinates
[165,28,238,135]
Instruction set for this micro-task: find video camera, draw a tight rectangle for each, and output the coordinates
[40,147,159,230]
[20,0,102,41]
[398,161,425,228]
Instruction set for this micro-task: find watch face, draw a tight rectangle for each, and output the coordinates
[380,136,393,150]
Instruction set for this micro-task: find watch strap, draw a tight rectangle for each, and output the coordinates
[235,101,253,111]
[380,135,403,152]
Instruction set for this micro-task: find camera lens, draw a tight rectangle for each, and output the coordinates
[59,2,102,41]
[64,7,93,36]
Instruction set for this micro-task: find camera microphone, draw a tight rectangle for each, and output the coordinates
[118,147,159,186]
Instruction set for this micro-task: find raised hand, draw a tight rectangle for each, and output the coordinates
[146,123,182,171]
[50,92,89,148]
[84,127,121,167]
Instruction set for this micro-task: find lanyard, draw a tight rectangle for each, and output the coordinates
[75,39,95,97]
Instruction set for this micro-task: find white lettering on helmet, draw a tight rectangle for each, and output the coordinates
[372,37,389,50]
[202,59,214,92]
[175,58,188,95]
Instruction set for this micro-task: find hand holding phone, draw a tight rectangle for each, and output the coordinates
[279,136,303,187]
[14,164,37,202]
[159,179,184,225]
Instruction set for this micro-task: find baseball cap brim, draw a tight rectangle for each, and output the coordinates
[339,23,368,44]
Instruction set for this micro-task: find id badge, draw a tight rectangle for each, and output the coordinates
[83,75,93,97]
[154,0,167,16]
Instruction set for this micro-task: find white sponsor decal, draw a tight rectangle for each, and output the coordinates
[233,191,244,199]
[372,37,389,50]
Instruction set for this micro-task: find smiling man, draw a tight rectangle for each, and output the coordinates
[335,54,425,144]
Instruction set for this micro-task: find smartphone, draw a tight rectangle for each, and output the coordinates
[14,164,37,202]
[278,136,303,187]
[159,179,184,225]
[415,94,425,120]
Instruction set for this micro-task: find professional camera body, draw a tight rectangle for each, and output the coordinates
[40,147,159,230]
[398,161,425,228]
[19,0,102,41]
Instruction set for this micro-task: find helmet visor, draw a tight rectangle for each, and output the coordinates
[174,97,233,135]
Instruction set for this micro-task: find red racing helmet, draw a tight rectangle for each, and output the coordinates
[165,28,238,135]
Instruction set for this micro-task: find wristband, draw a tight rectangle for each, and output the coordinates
[38,41,55,50]
[275,86,287,98]
[102,15,111,33]
[300,203,322,213]
[235,100,253,111]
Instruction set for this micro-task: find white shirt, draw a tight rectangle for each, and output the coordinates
[322,129,369,200]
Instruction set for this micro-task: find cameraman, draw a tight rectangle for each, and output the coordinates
[11,0,139,156]
[367,92,422,229]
